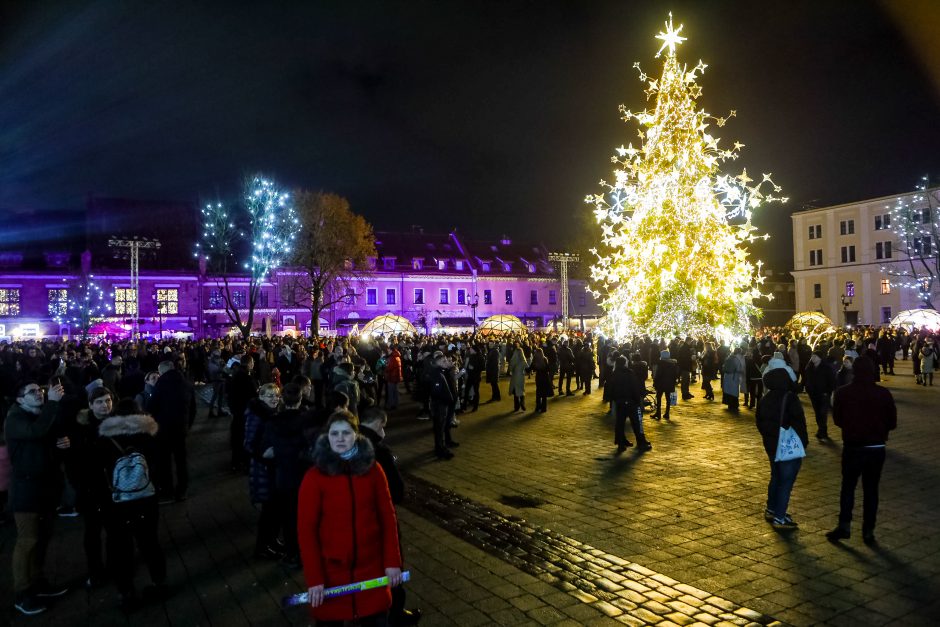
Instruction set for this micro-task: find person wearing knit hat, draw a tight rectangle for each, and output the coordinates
[755,357,809,531]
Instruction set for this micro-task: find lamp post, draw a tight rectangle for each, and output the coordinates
[470,294,479,329]
[840,293,853,327]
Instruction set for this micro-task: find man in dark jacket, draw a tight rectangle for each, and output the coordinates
[803,352,837,440]
[675,340,695,400]
[359,407,422,625]
[428,352,457,460]
[557,341,575,396]
[485,342,501,402]
[146,361,196,503]
[5,381,70,615]
[827,356,897,545]
[463,344,485,412]
[576,344,596,395]
[652,350,679,420]
[604,356,652,452]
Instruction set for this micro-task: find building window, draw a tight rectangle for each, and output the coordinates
[48,289,68,317]
[455,260,464,271]
[530,290,538,305]
[913,236,933,256]
[414,288,424,305]
[208,289,224,308]
[845,281,855,298]
[809,249,823,266]
[549,290,557,305]
[578,294,586,307]
[412,258,423,270]
[881,279,891,295]
[813,283,821,299]
[881,307,892,324]
[383,258,395,270]
[876,241,892,259]
[808,224,822,239]
[528,263,536,273]
[840,246,856,263]
[481,262,491,272]
[840,219,855,235]
[156,288,179,315]
[231,289,247,308]
[439,289,449,305]
[483,289,492,305]
[385,289,396,305]
[502,263,511,272]
[874,214,891,230]
[344,288,355,306]
[366,289,377,305]
[114,288,137,315]
[457,289,466,305]
[257,290,269,308]
[0,288,21,316]
[438,260,447,271]
[505,290,513,305]
[920,208,932,224]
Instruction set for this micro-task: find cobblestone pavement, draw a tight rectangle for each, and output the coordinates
[0,361,936,626]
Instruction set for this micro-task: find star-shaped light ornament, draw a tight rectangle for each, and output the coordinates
[655,13,687,58]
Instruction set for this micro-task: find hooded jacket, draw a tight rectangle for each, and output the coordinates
[833,356,897,447]
[297,434,401,622]
[755,367,808,459]
[96,413,160,503]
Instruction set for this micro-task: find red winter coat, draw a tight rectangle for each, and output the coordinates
[385,350,403,384]
[297,435,401,622]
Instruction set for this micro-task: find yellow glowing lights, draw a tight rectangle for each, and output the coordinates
[587,14,784,339]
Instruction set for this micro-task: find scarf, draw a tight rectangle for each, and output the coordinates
[339,444,359,460]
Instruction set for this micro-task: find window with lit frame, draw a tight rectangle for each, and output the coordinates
[156,288,179,315]
[48,289,68,316]
[0,289,21,316]
[880,279,891,295]
[114,288,137,315]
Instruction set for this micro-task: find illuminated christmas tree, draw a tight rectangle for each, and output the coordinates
[587,14,785,339]
[53,275,111,340]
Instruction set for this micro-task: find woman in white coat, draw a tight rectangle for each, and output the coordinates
[721,347,746,412]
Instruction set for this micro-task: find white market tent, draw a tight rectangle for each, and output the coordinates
[477,314,527,336]
[361,313,418,336]
[889,308,940,331]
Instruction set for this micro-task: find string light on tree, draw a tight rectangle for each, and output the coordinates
[587,13,785,339]
[881,177,940,308]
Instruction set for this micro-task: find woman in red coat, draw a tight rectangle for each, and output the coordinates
[384,347,403,410]
[297,410,402,625]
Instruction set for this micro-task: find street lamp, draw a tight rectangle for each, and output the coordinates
[470,294,479,329]
[840,293,853,326]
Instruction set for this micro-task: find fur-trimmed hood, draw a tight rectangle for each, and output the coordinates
[98,414,159,438]
[311,433,375,476]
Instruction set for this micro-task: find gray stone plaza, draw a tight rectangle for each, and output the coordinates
[1,365,937,626]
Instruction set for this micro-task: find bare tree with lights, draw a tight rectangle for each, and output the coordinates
[587,14,785,339]
[285,190,375,338]
[196,175,300,339]
[882,179,940,309]
[53,275,112,340]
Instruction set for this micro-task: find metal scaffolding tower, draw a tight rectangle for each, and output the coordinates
[108,236,161,338]
[548,252,580,329]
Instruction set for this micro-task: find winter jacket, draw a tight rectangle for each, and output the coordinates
[297,435,401,623]
[604,366,643,407]
[332,367,360,416]
[385,350,403,384]
[360,426,404,505]
[146,368,196,434]
[508,349,531,396]
[576,347,596,379]
[263,407,315,494]
[804,358,836,396]
[557,345,575,373]
[531,357,553,397]
[96,413,160,504]
[721,354,746,396]
[244,399,277,503]
[833,357,897,447]
[4,400,62,512]
[653,359,678,393]
[70,409,112,508]
[485,347,501,383]
[755,368,808,459]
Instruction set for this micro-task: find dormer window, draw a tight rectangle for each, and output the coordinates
[502,263,511,272]
[481,262,491,272]
[383,257,396,270]
[455,260,464,271]
[527,263,535,273]
[438,259,447,271]
[412,258,423,270]
[367,257,377,270]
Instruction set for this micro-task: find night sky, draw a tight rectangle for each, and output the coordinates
[3,1,940,272]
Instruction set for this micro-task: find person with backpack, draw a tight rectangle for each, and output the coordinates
[97,397,165,611]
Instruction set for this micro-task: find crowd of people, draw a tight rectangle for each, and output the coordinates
[0,322,935,620]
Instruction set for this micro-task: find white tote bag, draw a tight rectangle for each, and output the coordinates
[774,394,806,462]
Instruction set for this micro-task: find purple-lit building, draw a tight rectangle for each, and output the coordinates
[0,200,600,339]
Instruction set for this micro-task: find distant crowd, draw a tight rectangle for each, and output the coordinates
[0,322,936,619]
